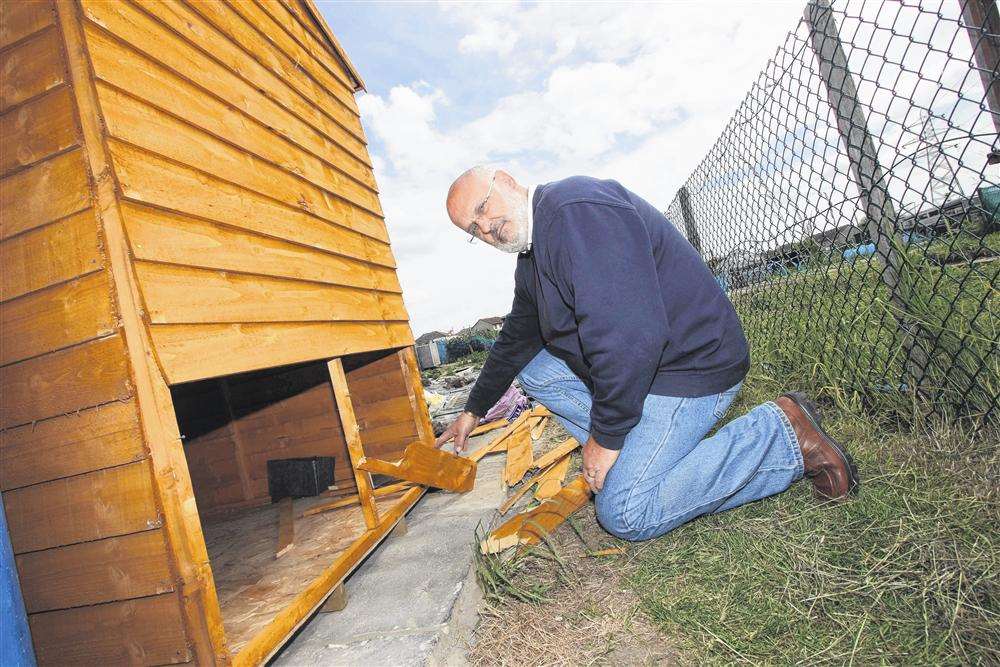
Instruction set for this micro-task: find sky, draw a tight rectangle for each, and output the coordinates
[314,1,822,336]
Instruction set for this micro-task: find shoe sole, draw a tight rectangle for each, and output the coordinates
[782,391,860,499]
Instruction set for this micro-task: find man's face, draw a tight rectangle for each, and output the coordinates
[463,175,530,253]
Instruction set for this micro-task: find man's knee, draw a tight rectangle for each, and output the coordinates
[515,369,545,398]
[595,491,644,542]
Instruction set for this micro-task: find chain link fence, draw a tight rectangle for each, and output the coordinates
[667,0,999,427]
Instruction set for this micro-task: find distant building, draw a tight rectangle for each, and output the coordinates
[415,330,448,345]
[469,316,505,335]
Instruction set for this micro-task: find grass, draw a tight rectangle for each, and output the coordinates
[627,374,999,665]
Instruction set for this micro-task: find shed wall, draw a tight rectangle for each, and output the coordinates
[0,2,192,663]
[78,0,414,385]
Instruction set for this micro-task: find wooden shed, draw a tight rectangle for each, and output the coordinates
[0,1,467,664]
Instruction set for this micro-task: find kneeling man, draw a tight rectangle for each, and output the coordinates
[436,167,858,541]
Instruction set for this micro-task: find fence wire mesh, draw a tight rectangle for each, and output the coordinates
[668,0,999,427]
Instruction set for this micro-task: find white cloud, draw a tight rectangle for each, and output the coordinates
[359,1,808,335]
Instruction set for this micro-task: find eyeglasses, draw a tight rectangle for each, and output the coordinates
[467,171,497,244]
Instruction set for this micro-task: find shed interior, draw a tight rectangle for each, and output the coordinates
[170,348,423,658]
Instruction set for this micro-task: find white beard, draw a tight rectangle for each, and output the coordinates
[495,196,530,254]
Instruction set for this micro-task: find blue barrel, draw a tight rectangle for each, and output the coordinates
[1,494,35,666]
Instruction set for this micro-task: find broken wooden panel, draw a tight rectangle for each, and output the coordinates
[358,442,477,493]
[469,409,533,463]
[482,476,593,554]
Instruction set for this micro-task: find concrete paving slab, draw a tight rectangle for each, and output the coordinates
[272,434,505,666]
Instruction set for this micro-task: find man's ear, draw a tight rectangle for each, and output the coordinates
[495,169,518,189]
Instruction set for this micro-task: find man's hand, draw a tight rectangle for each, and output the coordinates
[434,410,480,455]
[582,436,620,493]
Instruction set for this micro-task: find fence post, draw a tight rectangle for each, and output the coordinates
[804,0,930,391]
[961,0,1000,140]
[677,186,704,255]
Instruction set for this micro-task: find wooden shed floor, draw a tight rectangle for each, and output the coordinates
[201,493,404,656]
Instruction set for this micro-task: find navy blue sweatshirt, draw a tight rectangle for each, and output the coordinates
[466,177,749,450]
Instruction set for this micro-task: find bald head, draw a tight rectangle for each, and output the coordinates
[445,166,530,253]
[446,165,495,227]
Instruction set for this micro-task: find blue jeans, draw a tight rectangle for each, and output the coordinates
[517,349,804,541]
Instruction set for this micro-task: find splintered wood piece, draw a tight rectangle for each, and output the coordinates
[585,547,626,558]
[498,463,551,514]
[468,410,530,463]
[534,437,580,470]
[529,405,552,418]
[481,476,592,554]
[320,584,348,613]
[275,498,294,559]
[467,435,508,463]
[358,442,476,493]
[497,479,536,515]
[469,419,507,437]
[502,428,533,487]
[496,456,563,514]
[534,455,571,500]
[529,416,548,440]
[301,482,413,518]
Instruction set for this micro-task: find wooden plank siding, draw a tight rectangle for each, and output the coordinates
[0,26,66,112]
[3,458,161,555]
[0,333,133,430]
[348,354,420,461]
[150,321,413,385]
[83,0,373,183]
[0,85,79,176]
[16,528,175,613]
[0,270,117,365]
[28,593,192,665]
[0,148,91,240]
[0,399,145,491]
[135,263,408,325]
[77,0,415,384]
[0,0,56,49]
[185,0,364,135]
[122,202,396,286]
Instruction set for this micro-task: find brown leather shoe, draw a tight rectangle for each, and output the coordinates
[775,392,859,501]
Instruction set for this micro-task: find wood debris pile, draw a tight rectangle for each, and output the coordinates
[470,407,592,554]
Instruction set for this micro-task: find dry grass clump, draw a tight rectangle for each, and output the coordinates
[470,503,679,666]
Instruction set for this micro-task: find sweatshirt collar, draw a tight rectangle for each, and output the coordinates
[525,185,536,252]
